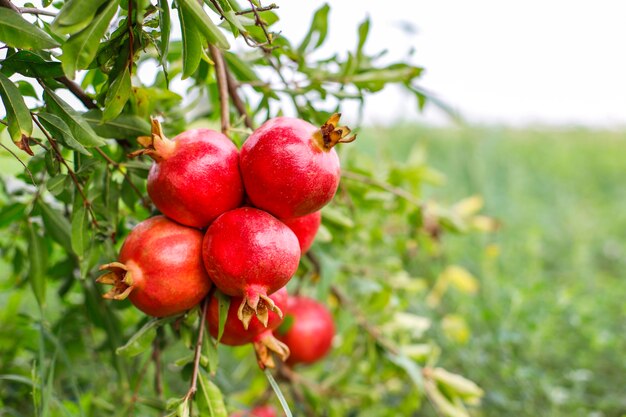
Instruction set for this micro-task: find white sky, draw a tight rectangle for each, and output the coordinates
[273,0,626,127]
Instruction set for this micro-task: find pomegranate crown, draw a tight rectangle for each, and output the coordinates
[316,113,357,151]
[128,118,176,162]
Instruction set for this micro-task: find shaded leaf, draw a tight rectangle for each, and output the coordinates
[0,8,59,50]
[158,0,171,68]
[38,200,73,254]
[197,372,227,417]
[215,290,230,344]
[177,0,230,50]
[27,221,48,307]
[116,317,173,357]
[103,67,132,121]
[178,4,203,79]
[37,112,91,155]
[44,89,106,147]
[0,51,65,79]
[52,0,109,35]
[0,72,33,153]
[71,201,89,256]
[83,109,151,139]
[46,174,68,196]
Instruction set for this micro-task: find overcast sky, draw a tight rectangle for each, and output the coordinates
[274,0,626,127]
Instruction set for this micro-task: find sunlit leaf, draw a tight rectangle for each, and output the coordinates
[0,8,59,50]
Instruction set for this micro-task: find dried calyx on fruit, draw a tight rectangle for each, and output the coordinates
[240,113,356,219]
[97,216,212,317]
[277,296,335,366]
[207,288,290,369]
[202,207,300,328]
[130,118,243,229]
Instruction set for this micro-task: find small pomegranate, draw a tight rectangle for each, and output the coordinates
[207,288,290,369]
[97,216,212,317]
[240,114,355,219]
[230,406,276,417]
[202,207,300,328]
[282,211,322,254]
[131,119,243,228]
[277,296,335,366]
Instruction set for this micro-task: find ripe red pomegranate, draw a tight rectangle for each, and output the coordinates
[240,114,355,219]
[131,119,243,228]
[277,296,335,365]
[282,211,322,254]
[97,216,211,317]
[202,207,300,328]
[207,288,289,369]
[230,406,276,417]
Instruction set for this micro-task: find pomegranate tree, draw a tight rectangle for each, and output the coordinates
[202,207,300,327]
[240,114,355,219]
[131,119,243,228]
[97,216,212,317]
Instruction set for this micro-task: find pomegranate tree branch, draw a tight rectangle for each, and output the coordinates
[235,4,278,15]
[224,67,254,130]
[32,114,100,227]
[246,0,273,46]
[0,0,18,12]
[94,148,151,209]
[55,76,98,109]
[183,297,209,407]
[209,45,230,135]
[19,7,56,16]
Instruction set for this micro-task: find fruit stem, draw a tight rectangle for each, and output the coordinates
[313,113,357,151]
[253,330,290,369]
[96,262,135,300]
[128,118,176,162]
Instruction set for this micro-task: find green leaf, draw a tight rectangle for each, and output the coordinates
[0,73,33,151]
[197,372,227,417]
[116,317,173,357]
[27,221,48,307]
[178,4,203,79]
[158,0,171,68]
[39,200,73,254]
[16,81,37,98]
[37,112,91,155]
[0,51,65,79]
[203,332,218,376]
[71,201,89,256]
[177,0,230,50]
[0,8,59,50]
[59,0,120,78]
[52,0,109,35]
[215,291,230,344]
[356,17,370,62]
[298,4,329,54]
[83,109,151,139]
[45,174,68,196]
[44,89,106,147]
[322,206,354,228]
[103,67,132,122]
[264,369,293,417]
[0,203,26,228]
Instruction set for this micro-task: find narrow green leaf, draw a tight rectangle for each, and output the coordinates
[45,174,68,196]
[356,17,370,61]
[197,372,227,417]
[0,8,59,50]
[71,202,89,256]
[203,332,218,376]
[177,0,230,50]
[59,0,120,78]
[215,291,230,344]
[158,0,171,67]
[0,72,33,151]
[0,203,26,228]
[83,109,151,139]
[264,369,293,417]
[103,67,131,122]
[27,222,48,307]
[0,51,65,79]
[116,317,173,357]
[298,4,329,54]
[322,206,355,228]
[0,374,34,387]
[38,200,73,254]
[44,89,106,147]
[37,112,91,156]
[16,81,37,98]
[178,5,203,79]
[52,0,108,35]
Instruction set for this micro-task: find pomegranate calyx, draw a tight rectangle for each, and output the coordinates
[97,262,135,300]
[128,118,176,162]
[253,331,290,369]
[237,291,284,330]
[313,113,357,151]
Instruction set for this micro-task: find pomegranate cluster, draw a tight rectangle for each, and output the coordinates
[98,115,352,369]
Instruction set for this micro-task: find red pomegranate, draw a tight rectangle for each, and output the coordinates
[240,114,355,219]
[230,406,276,417]
[277,296,335,365]
[97,216,212,317]
[207,288,290,369]
[282,211,322,254]
[131,118,243,228]
[202,207,300,328]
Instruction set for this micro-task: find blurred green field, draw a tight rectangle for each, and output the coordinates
[360,125,626,416]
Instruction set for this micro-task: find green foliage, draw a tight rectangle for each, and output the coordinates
[0,1,485,417]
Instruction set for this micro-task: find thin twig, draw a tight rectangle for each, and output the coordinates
[246,0,273,46]
[0,0,19,12]
[225,68,254,130]
[209,45,230,135]
[32,114,99,227]
[0,141,36,185]
[55,76,98,109]
[94,148,150,209]
[235,4,278,15]
[19,7,56,16]
[183,297,209,409]
[341,170,423,208]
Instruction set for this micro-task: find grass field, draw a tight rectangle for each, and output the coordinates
[360,125,626,416]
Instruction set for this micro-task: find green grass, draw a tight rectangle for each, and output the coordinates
[360,125,626,416]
